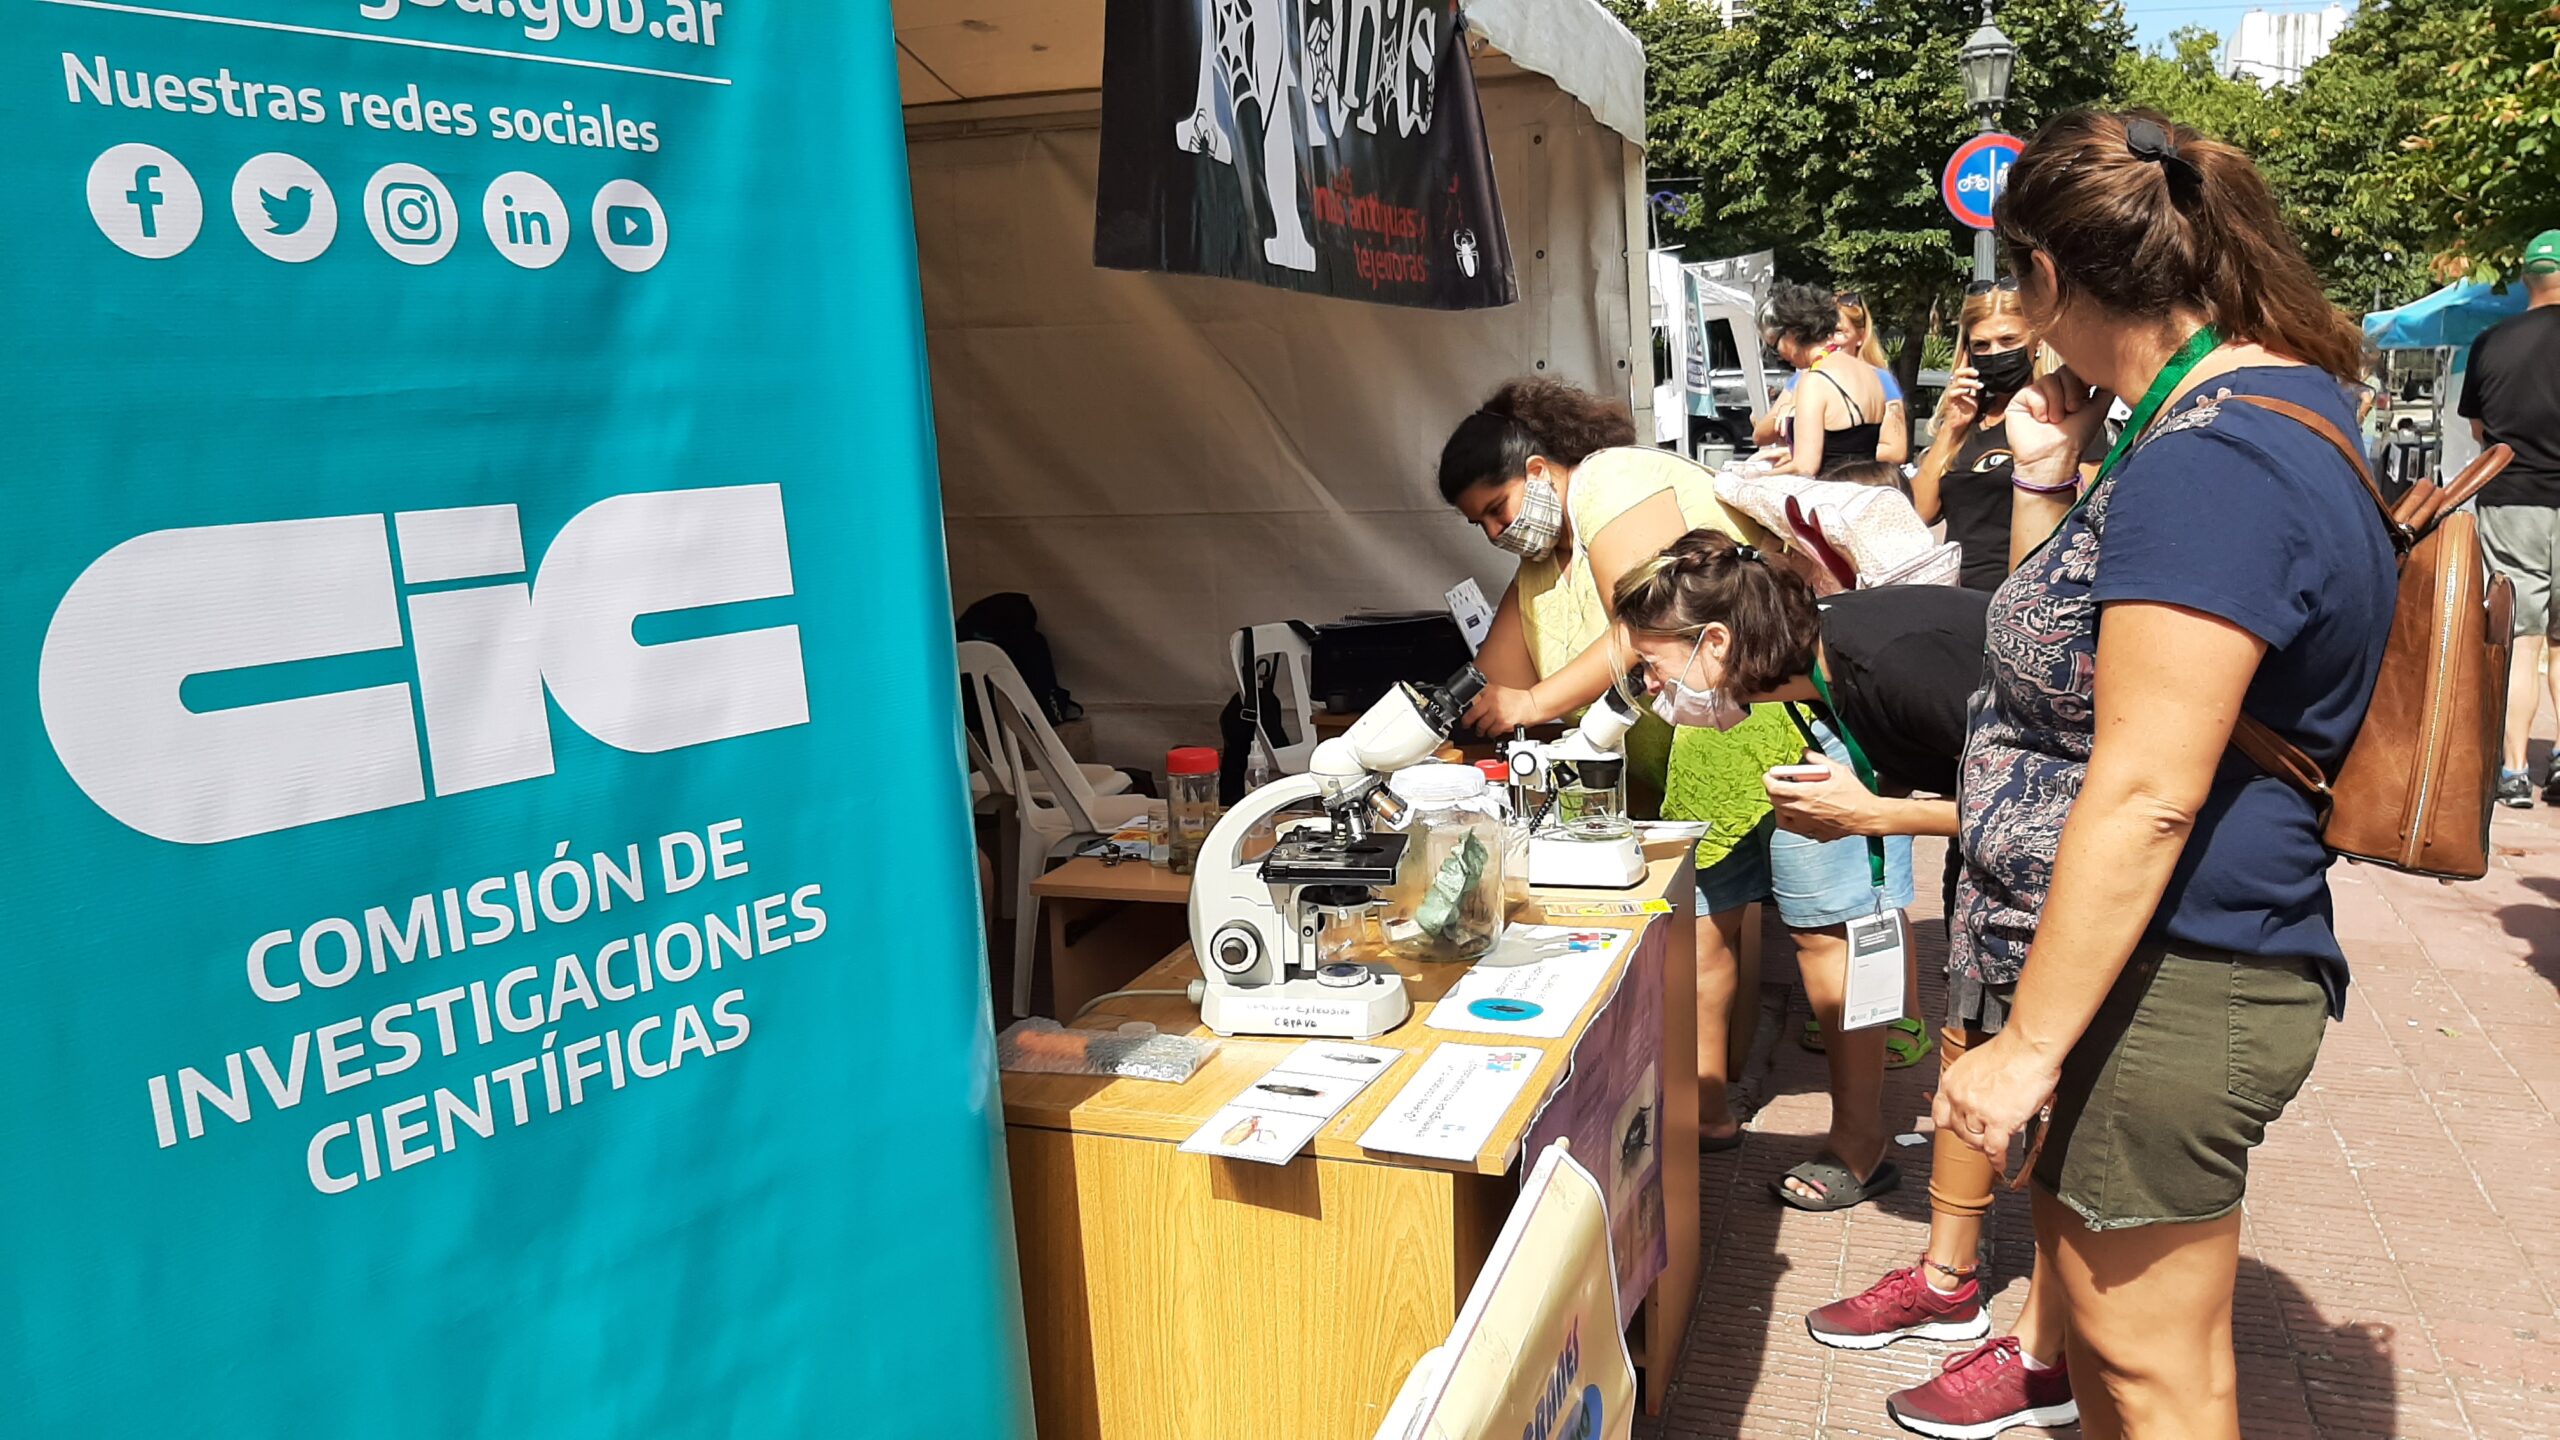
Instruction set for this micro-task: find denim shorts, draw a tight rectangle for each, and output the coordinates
[1693,712,1917,926]
[1768,715,1915,927]
[1696,816,1775,916]
[1771,825,1915,927]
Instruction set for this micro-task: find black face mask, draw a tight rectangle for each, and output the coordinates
[1971,346,2036,399]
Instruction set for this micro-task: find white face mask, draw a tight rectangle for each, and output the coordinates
[1490,478,1564,560]
[1650,629,1751,731]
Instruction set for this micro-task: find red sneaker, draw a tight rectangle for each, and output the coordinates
[1806,1265,1992,1350]
[1886,1337,2079,1439]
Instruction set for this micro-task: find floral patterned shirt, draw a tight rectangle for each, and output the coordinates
[1950,368,2394,1010]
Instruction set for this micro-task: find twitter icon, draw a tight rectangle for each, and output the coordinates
[260,185,313,236]
[231,154,335,263]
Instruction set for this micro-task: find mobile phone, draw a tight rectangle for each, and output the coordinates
[1768,764,1832,783]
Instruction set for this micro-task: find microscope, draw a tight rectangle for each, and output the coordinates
[1188,666,1484,1038]
[1503,682,1648,889]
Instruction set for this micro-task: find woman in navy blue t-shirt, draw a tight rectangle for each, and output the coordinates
[1931,112,2395,1438]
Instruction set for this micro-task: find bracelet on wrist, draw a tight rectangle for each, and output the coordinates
[2012,474,2080,495]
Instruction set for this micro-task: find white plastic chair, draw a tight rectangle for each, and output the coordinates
[957,641,1153,1017]
[1229,623,1317,775]
[957,645,1131,812]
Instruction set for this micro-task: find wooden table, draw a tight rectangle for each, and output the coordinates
[1029,857,1193,1019]
[1002,846,1699,1440]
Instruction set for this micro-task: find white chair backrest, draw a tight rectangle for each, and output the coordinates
[1230,623,1317,775]
[955,641,1013,799]
[957,640,1107,833]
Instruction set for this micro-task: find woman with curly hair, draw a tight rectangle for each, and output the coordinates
[1436,378,1916,1160]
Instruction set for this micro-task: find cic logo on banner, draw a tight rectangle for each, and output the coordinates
[38,484,809,845]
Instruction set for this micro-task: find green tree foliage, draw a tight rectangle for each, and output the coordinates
[2113,2,2556,301]
[2115,23,2433,309]
[1610,0,2129,377]
[2252,14,2439,307]
[2112,25,2269,145]
[1611,0,2551,336]
[2350,0,2560,279]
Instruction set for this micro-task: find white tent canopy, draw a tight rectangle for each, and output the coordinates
[897,0,1649,769]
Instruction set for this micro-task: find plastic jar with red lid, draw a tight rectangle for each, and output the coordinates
[1164,746,1220,875]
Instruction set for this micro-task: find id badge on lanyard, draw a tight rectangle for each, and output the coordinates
[1787,683,1903,1031]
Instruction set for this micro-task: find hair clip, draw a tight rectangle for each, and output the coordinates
[2125,117,2203,205]
[2124,117,2178,162]
[1732,543,1762,563]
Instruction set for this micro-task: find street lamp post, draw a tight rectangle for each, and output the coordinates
[1959,3,2017,283]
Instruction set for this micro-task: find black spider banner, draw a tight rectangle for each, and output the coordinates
[1094,0,1518,310]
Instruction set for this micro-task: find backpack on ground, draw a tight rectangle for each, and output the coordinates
[2223,395,2514,881]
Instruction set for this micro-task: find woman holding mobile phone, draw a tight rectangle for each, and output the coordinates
[1618,496,2095,1434]
[1611,538,1945,1213]
[1909,279,2110,592]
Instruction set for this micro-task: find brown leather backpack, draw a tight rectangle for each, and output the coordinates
[2219,395,2515,881]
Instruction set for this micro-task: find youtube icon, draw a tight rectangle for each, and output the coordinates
[607,205,652,247]
[590,179,665,273]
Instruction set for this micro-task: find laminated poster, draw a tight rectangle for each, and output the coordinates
[1372,1140,1636,1440]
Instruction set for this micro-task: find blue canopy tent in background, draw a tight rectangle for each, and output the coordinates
[2364,279,2527,349]
[2361,281,2527,483]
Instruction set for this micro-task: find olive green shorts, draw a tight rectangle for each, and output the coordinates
[2033,943,2328,1230]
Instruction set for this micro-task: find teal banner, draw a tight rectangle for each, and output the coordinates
[2,2,1030,1435]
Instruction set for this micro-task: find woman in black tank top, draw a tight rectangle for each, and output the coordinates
[1762,281,1890,477]
[1804,367,1884,471]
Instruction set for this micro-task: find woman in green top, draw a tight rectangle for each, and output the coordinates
[1435,379,1824,1148]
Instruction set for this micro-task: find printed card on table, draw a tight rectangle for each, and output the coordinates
[1425,924,1628,1040]
[1358,1043,1543,1163]
[1178,1041,1401,1165]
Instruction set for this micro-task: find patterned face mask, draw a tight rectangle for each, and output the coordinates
[1490,478,1564,560]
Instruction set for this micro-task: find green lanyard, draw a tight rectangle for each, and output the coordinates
[1792,672,1888,889]
[2096,324,2224,482]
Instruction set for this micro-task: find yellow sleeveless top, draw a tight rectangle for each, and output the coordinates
[1507,447,1799,865]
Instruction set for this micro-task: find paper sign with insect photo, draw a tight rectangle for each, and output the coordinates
[1282,1041,1405,1081]
[1238,1070,1370,1119]
[1426,926,1627,1040]
[1180,1105,1329,1166]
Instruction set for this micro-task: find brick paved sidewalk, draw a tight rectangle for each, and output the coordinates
[1637,804,2560,1439]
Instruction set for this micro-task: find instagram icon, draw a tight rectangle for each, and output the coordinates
[363,164,455,264]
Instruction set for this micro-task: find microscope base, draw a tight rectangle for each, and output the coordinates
[1200,971,1412,1039]
[1526,832,1649,890]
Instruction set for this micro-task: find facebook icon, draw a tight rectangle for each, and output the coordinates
[86,143,201,259]
[125,164,165,238]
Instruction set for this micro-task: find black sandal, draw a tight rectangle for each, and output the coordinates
[1772,1155,1900,1212]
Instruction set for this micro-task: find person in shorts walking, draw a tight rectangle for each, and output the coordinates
[2461,230,2560,807]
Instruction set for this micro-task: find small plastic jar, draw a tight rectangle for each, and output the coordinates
[1478,760,1532,916]
[1164,747,1220,875]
